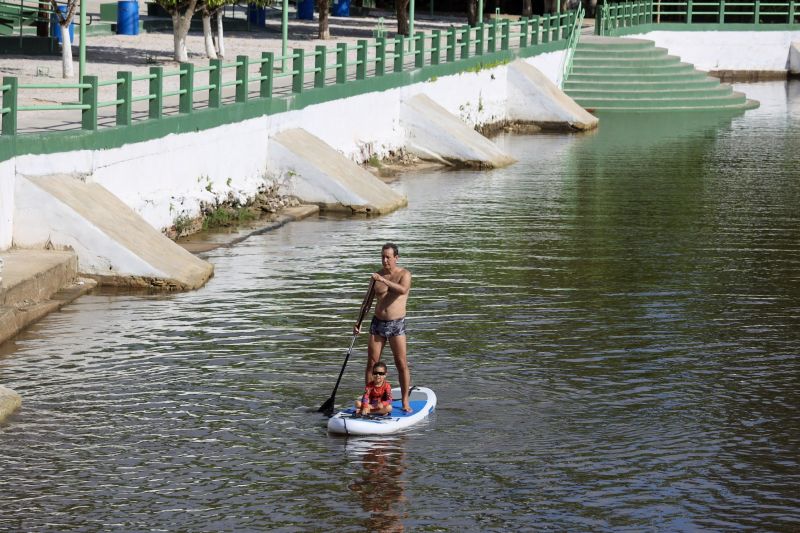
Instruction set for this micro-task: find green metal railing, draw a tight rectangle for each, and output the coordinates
[559,4,585,86]
[0,11,581,138]
[598,0,800,35]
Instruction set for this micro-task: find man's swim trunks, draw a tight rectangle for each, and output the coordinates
[370,316,407,338]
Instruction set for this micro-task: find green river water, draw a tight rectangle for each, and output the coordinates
[1,81,798,531]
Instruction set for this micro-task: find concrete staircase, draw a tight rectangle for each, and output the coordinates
[564,36,759,112]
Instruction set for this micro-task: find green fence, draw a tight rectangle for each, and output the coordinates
[0,12,579,145]
[597,0,800,34]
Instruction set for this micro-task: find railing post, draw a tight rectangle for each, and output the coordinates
[415,32,425,68]
[488,18,497,53]
[687,0,693,23]
[719,0,725,23]
[501,20,510,50]
[314,46,327,88]
[1,77,18,136]
[116,71,132,126]
[532,16,540,43]
[394,36,405,72]
[476,22,484,55]
[236,55,249,103]
[357,39,368,79]
[209,58,222,108]
[790,0,796,23]
[431,29,441,65]
[179,62,194,114]
[376,37,387,75]
[754,0,760,23]
[148,66,163,119]
[337,42,348,82]
[461,26,471,59]
[446,27,456,62]
[260,52,274,98]
[520,17,528,48]
[292,48,304,93]
[542,15,550,43]
[81,75,98,131]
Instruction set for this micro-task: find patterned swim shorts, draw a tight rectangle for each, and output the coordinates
[369,316,407,338]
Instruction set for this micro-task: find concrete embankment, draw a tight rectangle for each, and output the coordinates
[0,249,96,346]
[14,175,214,290]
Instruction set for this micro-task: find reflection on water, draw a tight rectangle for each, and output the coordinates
[1,81,799,531]
[346,437,407,532]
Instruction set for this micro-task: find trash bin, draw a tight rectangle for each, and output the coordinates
[332,0,350,16]
[116,0,139,35]
[297,0,314,20]
[50,5,74,45]
[247,4,266,27]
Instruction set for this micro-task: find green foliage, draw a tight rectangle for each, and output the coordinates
[202,205,256,230]
[173,212,194,236]
[465,58,510,73]
[367,155,382,168]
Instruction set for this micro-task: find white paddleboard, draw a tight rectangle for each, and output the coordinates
[327,386,437,436]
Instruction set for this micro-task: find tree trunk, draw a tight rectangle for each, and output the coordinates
[396,0,409,35]
[202,12,217,59]
[214,12,225,59]
[522,0,532,17]
[60,23,74,78]
[172,12,191,62]
[467,0,478,26]
[318,0,330,39]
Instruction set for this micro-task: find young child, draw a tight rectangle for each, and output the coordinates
[355,361,393,416]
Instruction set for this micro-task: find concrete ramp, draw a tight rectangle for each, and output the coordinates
[507,60,598,131]
[269,128,407,215]
[791,41,800,75]
[14,175,213,290]
[400,94,515,169]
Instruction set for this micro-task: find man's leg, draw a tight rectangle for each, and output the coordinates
[389,335,411,412]
[365,334,386,385]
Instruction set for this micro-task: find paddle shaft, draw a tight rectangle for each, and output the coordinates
[319,279,375,415]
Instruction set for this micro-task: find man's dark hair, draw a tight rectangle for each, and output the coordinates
[374,361,388,373]
[382,242,399,257]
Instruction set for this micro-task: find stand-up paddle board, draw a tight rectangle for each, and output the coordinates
[327,387,436,436]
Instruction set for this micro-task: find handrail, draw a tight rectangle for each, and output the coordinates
[598,0,799,34]
[559,4,585,87]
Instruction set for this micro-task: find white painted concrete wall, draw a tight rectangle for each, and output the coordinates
[0,159,13,249]
[3,51,565,246]
[626,31,800,72]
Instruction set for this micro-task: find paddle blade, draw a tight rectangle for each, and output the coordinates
[318,396,335,417]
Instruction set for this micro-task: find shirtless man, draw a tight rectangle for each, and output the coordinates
[354,243,413,412]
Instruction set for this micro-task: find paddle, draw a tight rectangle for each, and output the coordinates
[318,278,376,417]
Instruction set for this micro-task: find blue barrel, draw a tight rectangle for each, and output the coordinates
[297,0,314,19]
[50,5,74,44]
[332,0,350,16]
[117,0,140,35]
[247,4,266,27]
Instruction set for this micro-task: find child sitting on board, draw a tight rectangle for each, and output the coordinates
[355,361,393,417]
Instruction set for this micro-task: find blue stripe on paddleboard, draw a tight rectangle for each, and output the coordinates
[341,400,426,418]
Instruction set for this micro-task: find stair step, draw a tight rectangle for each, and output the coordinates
[565,86,734,99]
[568,71,709,82]
[564,76,722,91]
[571,62,695,75]
[573,92,750,109]
[577,36,657,51]
[573,46,671,59]
[572,55,682,68]
[586,100,760,112]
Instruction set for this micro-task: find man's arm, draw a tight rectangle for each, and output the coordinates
[372,271,411,295]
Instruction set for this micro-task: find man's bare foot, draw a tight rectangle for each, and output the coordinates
[402,404,412,413]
